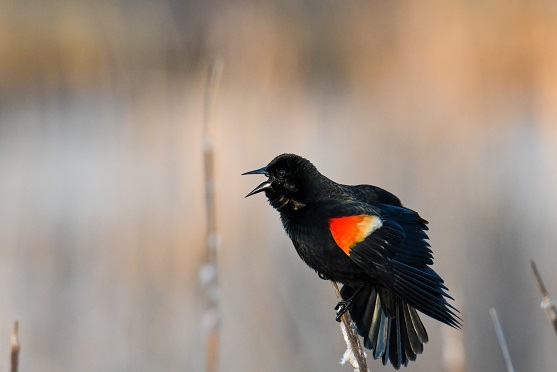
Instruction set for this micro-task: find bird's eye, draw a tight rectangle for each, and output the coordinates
[277,169,286,178]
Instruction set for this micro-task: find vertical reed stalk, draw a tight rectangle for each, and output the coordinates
[200,60,224,372]
[11,321,20,372]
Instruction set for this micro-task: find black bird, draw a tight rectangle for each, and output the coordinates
[243,153,460,369]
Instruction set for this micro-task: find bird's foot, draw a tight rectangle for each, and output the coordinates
[334,299,353,322]
[334,284,364,321]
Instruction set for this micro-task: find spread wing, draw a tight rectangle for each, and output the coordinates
[323,200,460,328]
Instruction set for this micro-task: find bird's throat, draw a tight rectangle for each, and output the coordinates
[268,193,306,212]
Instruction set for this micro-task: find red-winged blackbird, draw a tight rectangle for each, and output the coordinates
[243,154,461,369]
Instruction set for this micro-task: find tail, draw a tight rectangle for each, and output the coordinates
[341,284,431,369]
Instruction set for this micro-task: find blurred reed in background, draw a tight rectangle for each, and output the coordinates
[1,1,557,371]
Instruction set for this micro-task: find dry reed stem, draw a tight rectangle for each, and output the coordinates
[200,60,224,372]
[489,308,515,372]
[11,321,20,372]
[332,282,369,372]
[530,259,557,335]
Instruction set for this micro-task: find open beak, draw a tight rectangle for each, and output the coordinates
[242,166,271,197]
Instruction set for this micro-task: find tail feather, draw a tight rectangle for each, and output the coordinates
[340,284,430,369]
[399,305,417,362]
[368,294,382,349]
[376,311,389,361]
[403,302,427,353]
[388,304,404,368]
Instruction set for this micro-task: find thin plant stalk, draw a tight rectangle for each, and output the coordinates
[11,321,20,372]
[530,259,557,335]
[332,282,369,372]
[489,308,515,372]
[200,60,224,372]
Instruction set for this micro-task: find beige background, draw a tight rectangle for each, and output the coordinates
[1,1,557,371]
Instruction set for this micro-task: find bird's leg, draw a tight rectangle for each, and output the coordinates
[334,284,364,321]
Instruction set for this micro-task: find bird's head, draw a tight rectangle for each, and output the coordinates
[243,154,321,211]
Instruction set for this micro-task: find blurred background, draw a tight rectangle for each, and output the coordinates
[1,0,557,371]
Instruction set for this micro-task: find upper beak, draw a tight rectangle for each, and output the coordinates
[241,166,268,176]
[242,166,271,197]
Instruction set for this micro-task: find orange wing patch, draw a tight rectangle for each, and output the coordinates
[329,215,383,256]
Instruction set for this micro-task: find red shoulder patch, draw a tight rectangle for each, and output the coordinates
[329,215,383,256]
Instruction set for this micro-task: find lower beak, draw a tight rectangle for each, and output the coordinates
[245,181,272,197]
